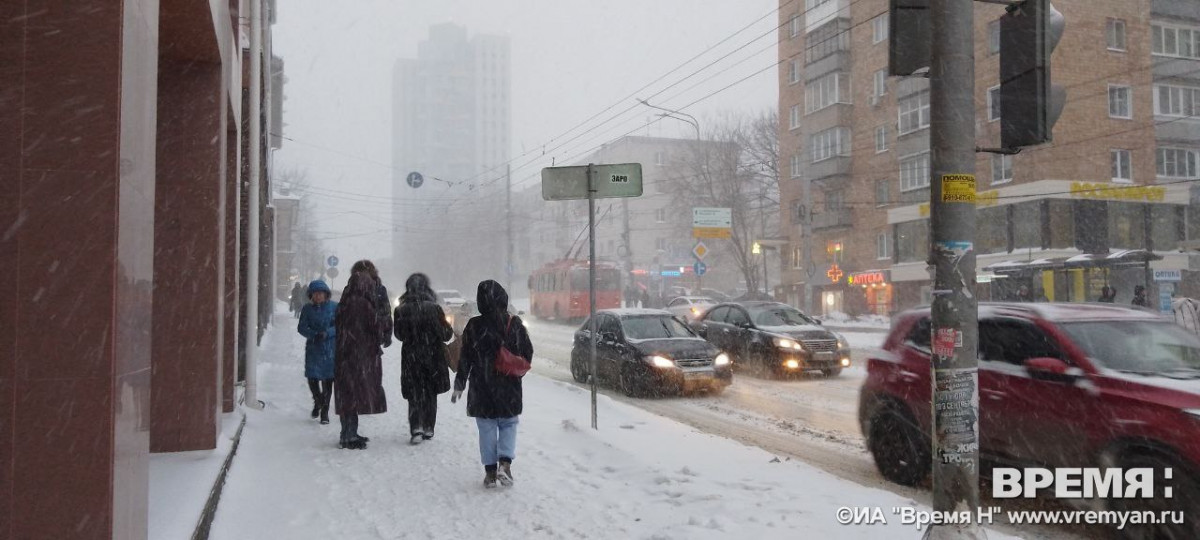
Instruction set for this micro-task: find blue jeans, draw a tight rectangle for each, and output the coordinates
[475,416,519,466]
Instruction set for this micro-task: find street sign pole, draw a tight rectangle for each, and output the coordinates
[587,163,599,430]
[927,0,983,538]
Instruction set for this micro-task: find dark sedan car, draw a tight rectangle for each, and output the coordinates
[691,302,850,377]
[570,309,732,397]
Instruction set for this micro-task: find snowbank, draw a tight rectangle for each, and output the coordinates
[819,311,892,330]
[208,314,1019,540]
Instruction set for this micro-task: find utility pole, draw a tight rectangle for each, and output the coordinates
[801,172,814,314]
[506,163,513,294]
[243,0,265,410]
[926,0,982,538]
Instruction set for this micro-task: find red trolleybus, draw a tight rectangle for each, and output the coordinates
[528,259,621,322]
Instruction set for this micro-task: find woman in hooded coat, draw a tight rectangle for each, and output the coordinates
[452,280,533,488]
[297,280,336,424]
[346,260,394,348]
[333,271,389,449]
[393,273,454,444]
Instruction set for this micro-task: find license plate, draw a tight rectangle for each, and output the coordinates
[814,352,835,361]
[684,371,714,381]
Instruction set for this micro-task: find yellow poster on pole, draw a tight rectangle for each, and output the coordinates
[941,174,976,203]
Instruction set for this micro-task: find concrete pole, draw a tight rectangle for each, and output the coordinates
[802,172,814,314]
[926,0,982,538]
[244,0,265,410]
[587,164,598,430]
[506,163,513,294]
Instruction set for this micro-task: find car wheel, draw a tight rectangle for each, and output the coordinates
[707,384,726,397]
[821,367,843,377]
[868,407,931,487]
[619,364,643,398]
[1107,450,1200,540]
[569,355,589,384]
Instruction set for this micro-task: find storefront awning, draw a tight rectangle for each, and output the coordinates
[983,250,1162,274]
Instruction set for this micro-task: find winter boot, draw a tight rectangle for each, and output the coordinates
[339,439,367,450]
[310,398,320,419]
[422,429,434,441]
[410,433,424,446]
[319,408,330,425]
[497,460,514,487]
[483,466,498,489]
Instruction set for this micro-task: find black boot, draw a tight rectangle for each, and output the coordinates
[319,380,333,424]
[311,399,321,419]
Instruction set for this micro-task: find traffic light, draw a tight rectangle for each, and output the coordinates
[1000,0,1067,149]
[888,0,931,76]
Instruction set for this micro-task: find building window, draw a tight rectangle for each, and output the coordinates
[792,246,803,269]
[875,179,890,206]
[988,21,1000,56]
[877,232,892,260]
[788,58,801,85]
[1157,147,1198,178]
[655,208,667,223]
[789,104,801,130]
[872,15,888,44]
[898,91,931,135]
[791,199,804,223]
[655,237,669,251]
[1111,149,1132,182]
[900,153,931,192]
[654,151,666,165]
[789,14,802,38]
[1155,84,1200,117]
[805,19,851,63]
[805,71,851,113]
[1152,24,1200,59]
[811,127,851,162]
[1107,19,1127,51]
[826,189,845,210]
[874,125,888,153]
[805,0,833,10]
[873,69,887,100]
[991,154,1013,185]
[1108,85,1131,119]
[987,85,1001,122]
[790,154,802,178]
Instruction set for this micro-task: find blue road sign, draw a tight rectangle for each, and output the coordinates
[327,255,339,268]
[694,261,707,276]
[406,171,424,189]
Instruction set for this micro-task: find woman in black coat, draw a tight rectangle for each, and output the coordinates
[347,259,394,348]
[333,271,389,450]
[452,280,533,488]
[393,273,454,445]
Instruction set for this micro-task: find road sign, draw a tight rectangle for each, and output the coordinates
[540,163,643,201]
[327,267,340,279]
[406,171,424,189]
[694,261,707,276]
[693,227,732,239]
[327,255,340,268]
[692,207,732,228]
[692,241,709,260]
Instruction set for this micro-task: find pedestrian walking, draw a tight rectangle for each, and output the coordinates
[333,271,389,450]
[1098,285,1117,303]
[296,280,336,424]
[451,280,533,488]
[290,282,306,318]
[346,260,394,348]
[393,273,454,445]
[1132,285,1150,308]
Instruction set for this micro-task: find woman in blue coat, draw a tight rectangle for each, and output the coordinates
[297,280,337,424]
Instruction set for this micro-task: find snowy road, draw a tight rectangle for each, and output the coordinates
[521,317,1093,540]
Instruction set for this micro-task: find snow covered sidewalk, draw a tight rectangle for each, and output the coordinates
[209,313,1017,540]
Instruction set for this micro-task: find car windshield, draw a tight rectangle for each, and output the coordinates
[621,316,697,340]
[437,290,463,301]
[1058,321,1200,375]
[749,305,816,327]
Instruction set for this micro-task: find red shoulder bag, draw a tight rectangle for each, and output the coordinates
[495,316,531,377]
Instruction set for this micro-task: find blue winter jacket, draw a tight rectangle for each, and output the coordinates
[298,280,338,380]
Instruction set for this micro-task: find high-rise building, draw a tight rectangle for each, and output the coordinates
[778,0,1200,317]
[391,23,511,286]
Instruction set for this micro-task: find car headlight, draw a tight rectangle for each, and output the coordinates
[644,355,675,368]
[840,358,851,367]
[714,353,731,366]
[836,333,850,350]
[774,337,803,350]
[445,314,454,325]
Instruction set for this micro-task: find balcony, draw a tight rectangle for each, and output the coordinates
[812,207,853,231]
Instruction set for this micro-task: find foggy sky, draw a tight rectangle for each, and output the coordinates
[272,0,779,272]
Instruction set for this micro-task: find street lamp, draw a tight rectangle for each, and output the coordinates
[637,98,701,140]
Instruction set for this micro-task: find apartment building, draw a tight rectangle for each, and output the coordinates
[779,0,1200,316]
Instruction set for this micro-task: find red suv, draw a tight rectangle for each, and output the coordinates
[859,303,1200,537]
